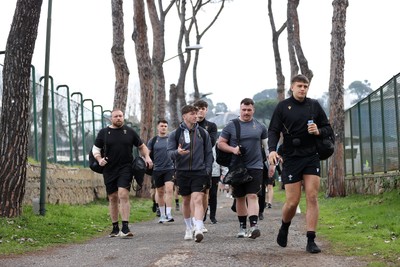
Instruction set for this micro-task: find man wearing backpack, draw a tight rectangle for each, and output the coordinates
[268,74,333,253]
[167,105,213,243]
[218,98,268,239]
[147,119,175,223]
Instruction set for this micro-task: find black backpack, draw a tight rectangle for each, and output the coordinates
[215,119,240,167]
[310,100,335,160]
[145,136,157,175]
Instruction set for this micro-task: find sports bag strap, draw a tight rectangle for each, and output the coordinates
[232,119,241,145]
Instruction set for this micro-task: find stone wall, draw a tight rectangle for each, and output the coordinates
[24,163,108,205]
[320,173,400,195]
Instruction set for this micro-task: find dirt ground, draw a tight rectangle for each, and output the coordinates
[0,191,369,267]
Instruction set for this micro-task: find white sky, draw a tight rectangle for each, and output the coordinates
[1,0,399,113]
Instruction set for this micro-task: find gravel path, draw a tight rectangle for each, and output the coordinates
[0,192,367,267]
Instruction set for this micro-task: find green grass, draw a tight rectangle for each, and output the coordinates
[0,197,153,255]
[274,188,400,266]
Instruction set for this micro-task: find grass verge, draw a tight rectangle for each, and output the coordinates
[274,189,400,266]
[0,197,153,255]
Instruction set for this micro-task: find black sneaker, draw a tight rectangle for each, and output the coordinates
[109,227,120,238]
[120,226,133,238]
[258,212,264,220]
[277,228,288,247]
[306,242,321,253]
[175,203,180,211]
[267,203,272,209]
[210,218,218,224]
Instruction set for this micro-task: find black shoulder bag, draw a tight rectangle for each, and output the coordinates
[310,100,335,160]
[89,129,107,174]
[222,120,253,186]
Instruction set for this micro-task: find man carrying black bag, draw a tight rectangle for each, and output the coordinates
[92,109,152,238]
[218,98,268,239]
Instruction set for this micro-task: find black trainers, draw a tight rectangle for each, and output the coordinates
[109,227,120,238]
[267,203,272,209]
[210,218,218,224]
[120,226,133,238]
[306,242,321,253]
[277,228,288,247]
[258,212,264,220]
[175,203,180,211]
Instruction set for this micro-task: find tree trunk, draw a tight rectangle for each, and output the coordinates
[268,0,287,101]
[132,0,154,142]
[169,84,179,129]
[132,0,153,197]
[327,0,348,197]
[286,0,299,79]
[111,0,130,113]
[0,0,43,217]
[146,0,176,121]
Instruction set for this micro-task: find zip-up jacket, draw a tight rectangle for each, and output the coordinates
[167,122,213,174]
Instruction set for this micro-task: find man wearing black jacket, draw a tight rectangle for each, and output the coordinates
[268,74,333,254]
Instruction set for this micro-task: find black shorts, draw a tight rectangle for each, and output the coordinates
[281,154,321,184]
[175,170,209,196]
[153,169,175,188]
[103,164,133,195]
[262,167,276,186]
[232,169,263,198]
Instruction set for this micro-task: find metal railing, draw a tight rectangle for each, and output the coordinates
[321,72,400,177]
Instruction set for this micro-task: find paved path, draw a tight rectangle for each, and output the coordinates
[0,192,367,267]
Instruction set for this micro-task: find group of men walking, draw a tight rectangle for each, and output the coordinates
[92,74,333,253]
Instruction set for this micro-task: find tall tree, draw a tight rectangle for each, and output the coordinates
[191,0,226,101]
[268,0,287,101]
[132,0,154,143]
[327,0,348,197]
[346,80,373,104]
[111,0,130,113]
[146,0,176,122]
[287,0,313,81]
[0,0,43,217]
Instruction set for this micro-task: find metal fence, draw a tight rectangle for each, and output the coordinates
[0,64,113,167]
[320,72,400,177]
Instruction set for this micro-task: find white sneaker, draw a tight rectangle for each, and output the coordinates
[236,228,247,238]
[184,229,193,240]
[158,215,168,223]
[194,230,204,243]
[201,226,208,233]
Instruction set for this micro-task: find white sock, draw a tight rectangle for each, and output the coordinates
[166,207,172,217]
[184,218,192,229]
[194,219,204,232]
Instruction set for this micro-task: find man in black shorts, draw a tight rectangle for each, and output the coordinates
[268,74,332,253]
[193,100,218,228]
[147,119,175,223]
[218,98,268,239]
[92,109,153,238]
[167,105,213,243]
